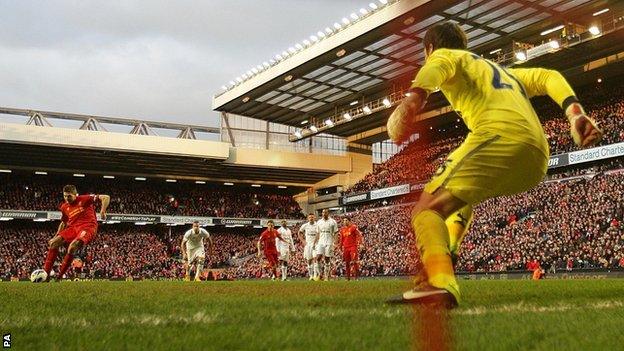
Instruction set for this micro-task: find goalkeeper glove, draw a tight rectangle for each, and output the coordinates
[386,90,426,144]
[566,102,603,147]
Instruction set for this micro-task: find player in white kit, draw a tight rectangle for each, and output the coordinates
[276,220,295,281]
[181,221,214,281]
[298,213,320,280]
[315,209,339,281]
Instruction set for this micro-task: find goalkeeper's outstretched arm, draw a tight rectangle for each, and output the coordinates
[509,67,603,147]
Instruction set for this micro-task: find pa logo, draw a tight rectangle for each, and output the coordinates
[2,333,10,348]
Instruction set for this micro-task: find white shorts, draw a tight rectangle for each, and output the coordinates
[278,248,291,262]
[314,243,334,258]
[304,244,315,261]
[187,247,205,264]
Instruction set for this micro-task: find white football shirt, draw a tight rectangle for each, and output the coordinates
[317,217,338,245]
[184,228,210,250]
[299,222,320,243]
[277,226,294,251]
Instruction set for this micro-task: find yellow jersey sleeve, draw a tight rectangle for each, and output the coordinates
[507,68,576,108]
[410,49,458,94]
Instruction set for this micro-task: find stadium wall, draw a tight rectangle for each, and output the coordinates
[0,210,305,226]
[225,146,351,173]
[457,270,624,280]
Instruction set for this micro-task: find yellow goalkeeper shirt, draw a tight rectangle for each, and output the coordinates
[411,48,577,157]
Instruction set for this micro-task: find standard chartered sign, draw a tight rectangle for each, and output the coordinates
[548,142,624,169]
[568,142,624,165]
[370,184,410,200]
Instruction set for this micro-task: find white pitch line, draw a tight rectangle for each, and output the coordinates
[278,308,406,320]
[1,311,221,328]
[455,300,624,316]
[4,301,622,328]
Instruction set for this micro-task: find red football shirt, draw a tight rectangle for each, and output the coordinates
[340,224,361,249]
[60,194,99,227]
[260,229,281,253]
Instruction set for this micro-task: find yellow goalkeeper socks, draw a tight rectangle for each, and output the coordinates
[446,205,473,256]
[412,209,460,303]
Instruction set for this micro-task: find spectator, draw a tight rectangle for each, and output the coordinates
[0,175,304,219]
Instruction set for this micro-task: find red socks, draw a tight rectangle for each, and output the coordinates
[58,254,74,278]
[44,248,59,275]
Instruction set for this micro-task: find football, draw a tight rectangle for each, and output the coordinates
[30,269,48,283]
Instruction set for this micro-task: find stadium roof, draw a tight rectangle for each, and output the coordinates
[213,0,624,144]
[0,106,220,137]
[0,122,350,190]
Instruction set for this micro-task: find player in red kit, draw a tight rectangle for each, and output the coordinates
[339,217,363,280]
[43,184,110,281]
[256,220,287,280]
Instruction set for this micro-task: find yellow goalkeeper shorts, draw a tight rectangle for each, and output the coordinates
[424,131,548,205]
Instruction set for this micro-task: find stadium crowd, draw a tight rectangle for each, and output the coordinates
[2,164,622,281]
[0,175,304,219]
[459,171,624,272]
[347,137,462,195]
[541,98,624,154]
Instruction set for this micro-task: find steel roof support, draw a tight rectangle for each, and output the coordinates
[130,123,157,136]
[221,111,236,147]
[177,127,197,139]
[26,112,52,127]
[79,118,107,131]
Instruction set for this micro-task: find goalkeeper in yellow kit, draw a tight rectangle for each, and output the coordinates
[386,22,603,307]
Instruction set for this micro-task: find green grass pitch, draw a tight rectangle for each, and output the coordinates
[1,279,623,350]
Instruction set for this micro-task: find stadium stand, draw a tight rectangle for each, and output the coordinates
[346,136,463,195]
[2,158,622,280]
